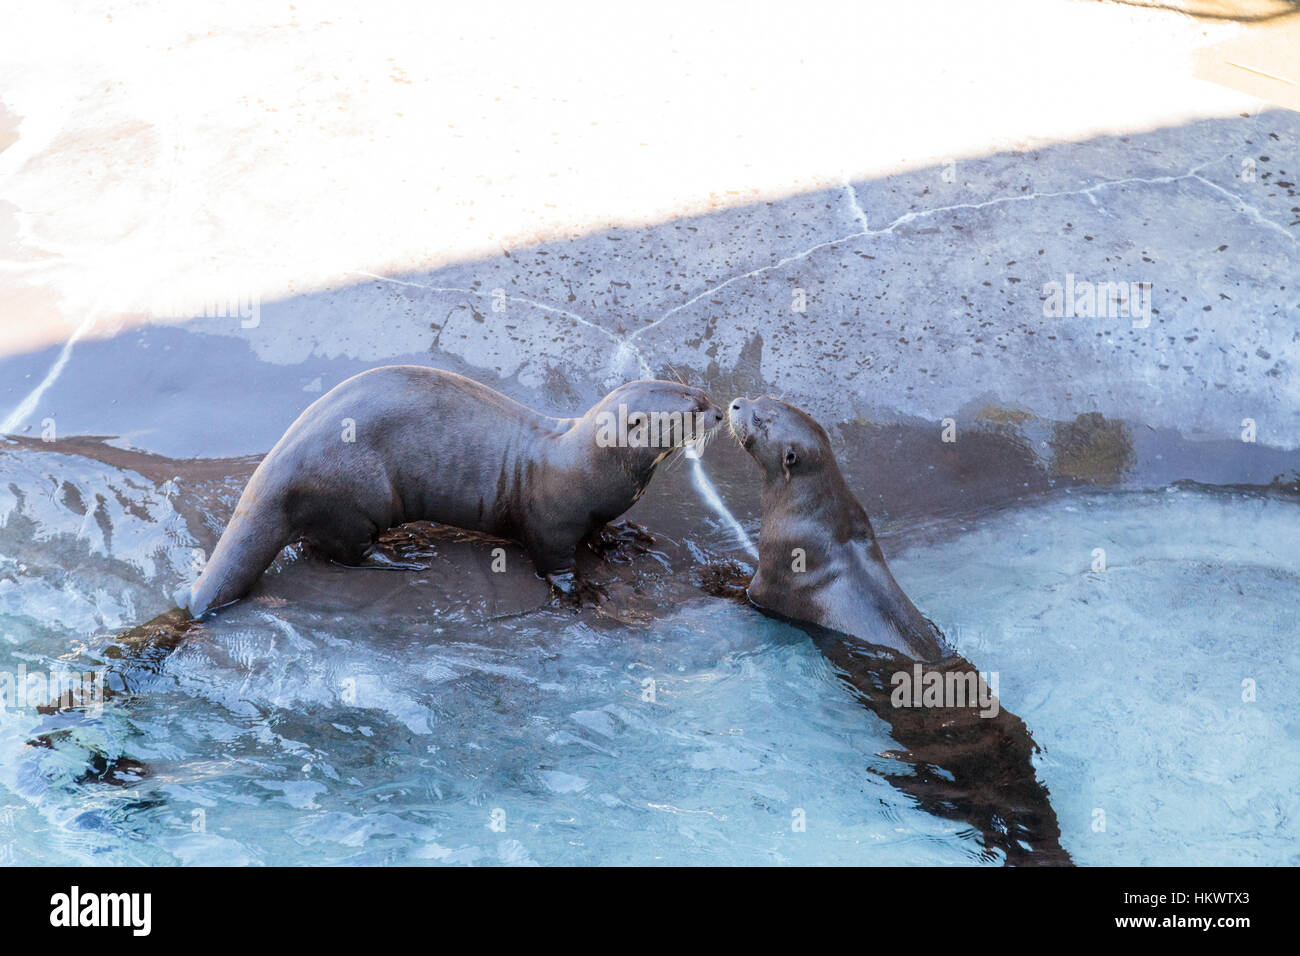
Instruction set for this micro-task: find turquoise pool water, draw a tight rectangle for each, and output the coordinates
[0,444,1295,865]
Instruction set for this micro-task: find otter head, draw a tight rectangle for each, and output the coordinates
[588,380,724,467]
[728,396,832,483]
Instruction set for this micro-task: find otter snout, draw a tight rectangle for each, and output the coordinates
[686,392,723,442]
[728,397,757,450]
[686,390,728,437]
[688,399,724,455]
[677,385,722,435]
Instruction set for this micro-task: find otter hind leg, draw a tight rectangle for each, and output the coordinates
[299,506,381,568]
[302,531,373,567]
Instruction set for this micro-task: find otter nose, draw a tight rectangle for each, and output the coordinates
[727,399,750,433]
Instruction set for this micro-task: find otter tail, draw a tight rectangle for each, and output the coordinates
[186,502,291,617]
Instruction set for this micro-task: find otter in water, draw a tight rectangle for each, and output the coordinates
[728,395,948,660]
[727,395,1071,865]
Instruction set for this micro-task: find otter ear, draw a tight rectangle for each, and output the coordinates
[781,446,798,481]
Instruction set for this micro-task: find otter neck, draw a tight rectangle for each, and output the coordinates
[760,461,873,542]
[759,463,946,659]
[554,416,662,508]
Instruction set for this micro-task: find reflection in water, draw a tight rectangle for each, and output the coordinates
[698,556,1070,865]
[810,633,1071,866]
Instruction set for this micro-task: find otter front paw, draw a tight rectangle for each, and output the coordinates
[587,520,656,562]
[545,570,608,607]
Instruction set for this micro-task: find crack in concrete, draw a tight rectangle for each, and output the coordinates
[628,230,872,345]
[631,151,1293,351]
[842,181,870,231]
[351,270,654,378]
[1188,174,1298,243]
[4,135,1288,442]
[359,149,1292,391]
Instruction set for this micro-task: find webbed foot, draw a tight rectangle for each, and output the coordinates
[587,520,656,563]
[545,570,609,607]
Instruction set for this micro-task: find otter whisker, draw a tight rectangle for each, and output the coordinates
[679,421,721,463]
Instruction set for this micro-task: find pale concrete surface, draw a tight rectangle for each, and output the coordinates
[0,0,1296,495]
[0,0,1261,343]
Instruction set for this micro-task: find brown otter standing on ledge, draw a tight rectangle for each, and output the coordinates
[184,367,722,617]
[728,395,1070,865]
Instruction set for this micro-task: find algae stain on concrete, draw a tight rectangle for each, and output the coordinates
[1049,412,1136,486]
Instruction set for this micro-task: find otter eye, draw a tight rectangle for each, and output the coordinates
[783,448,798,468]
